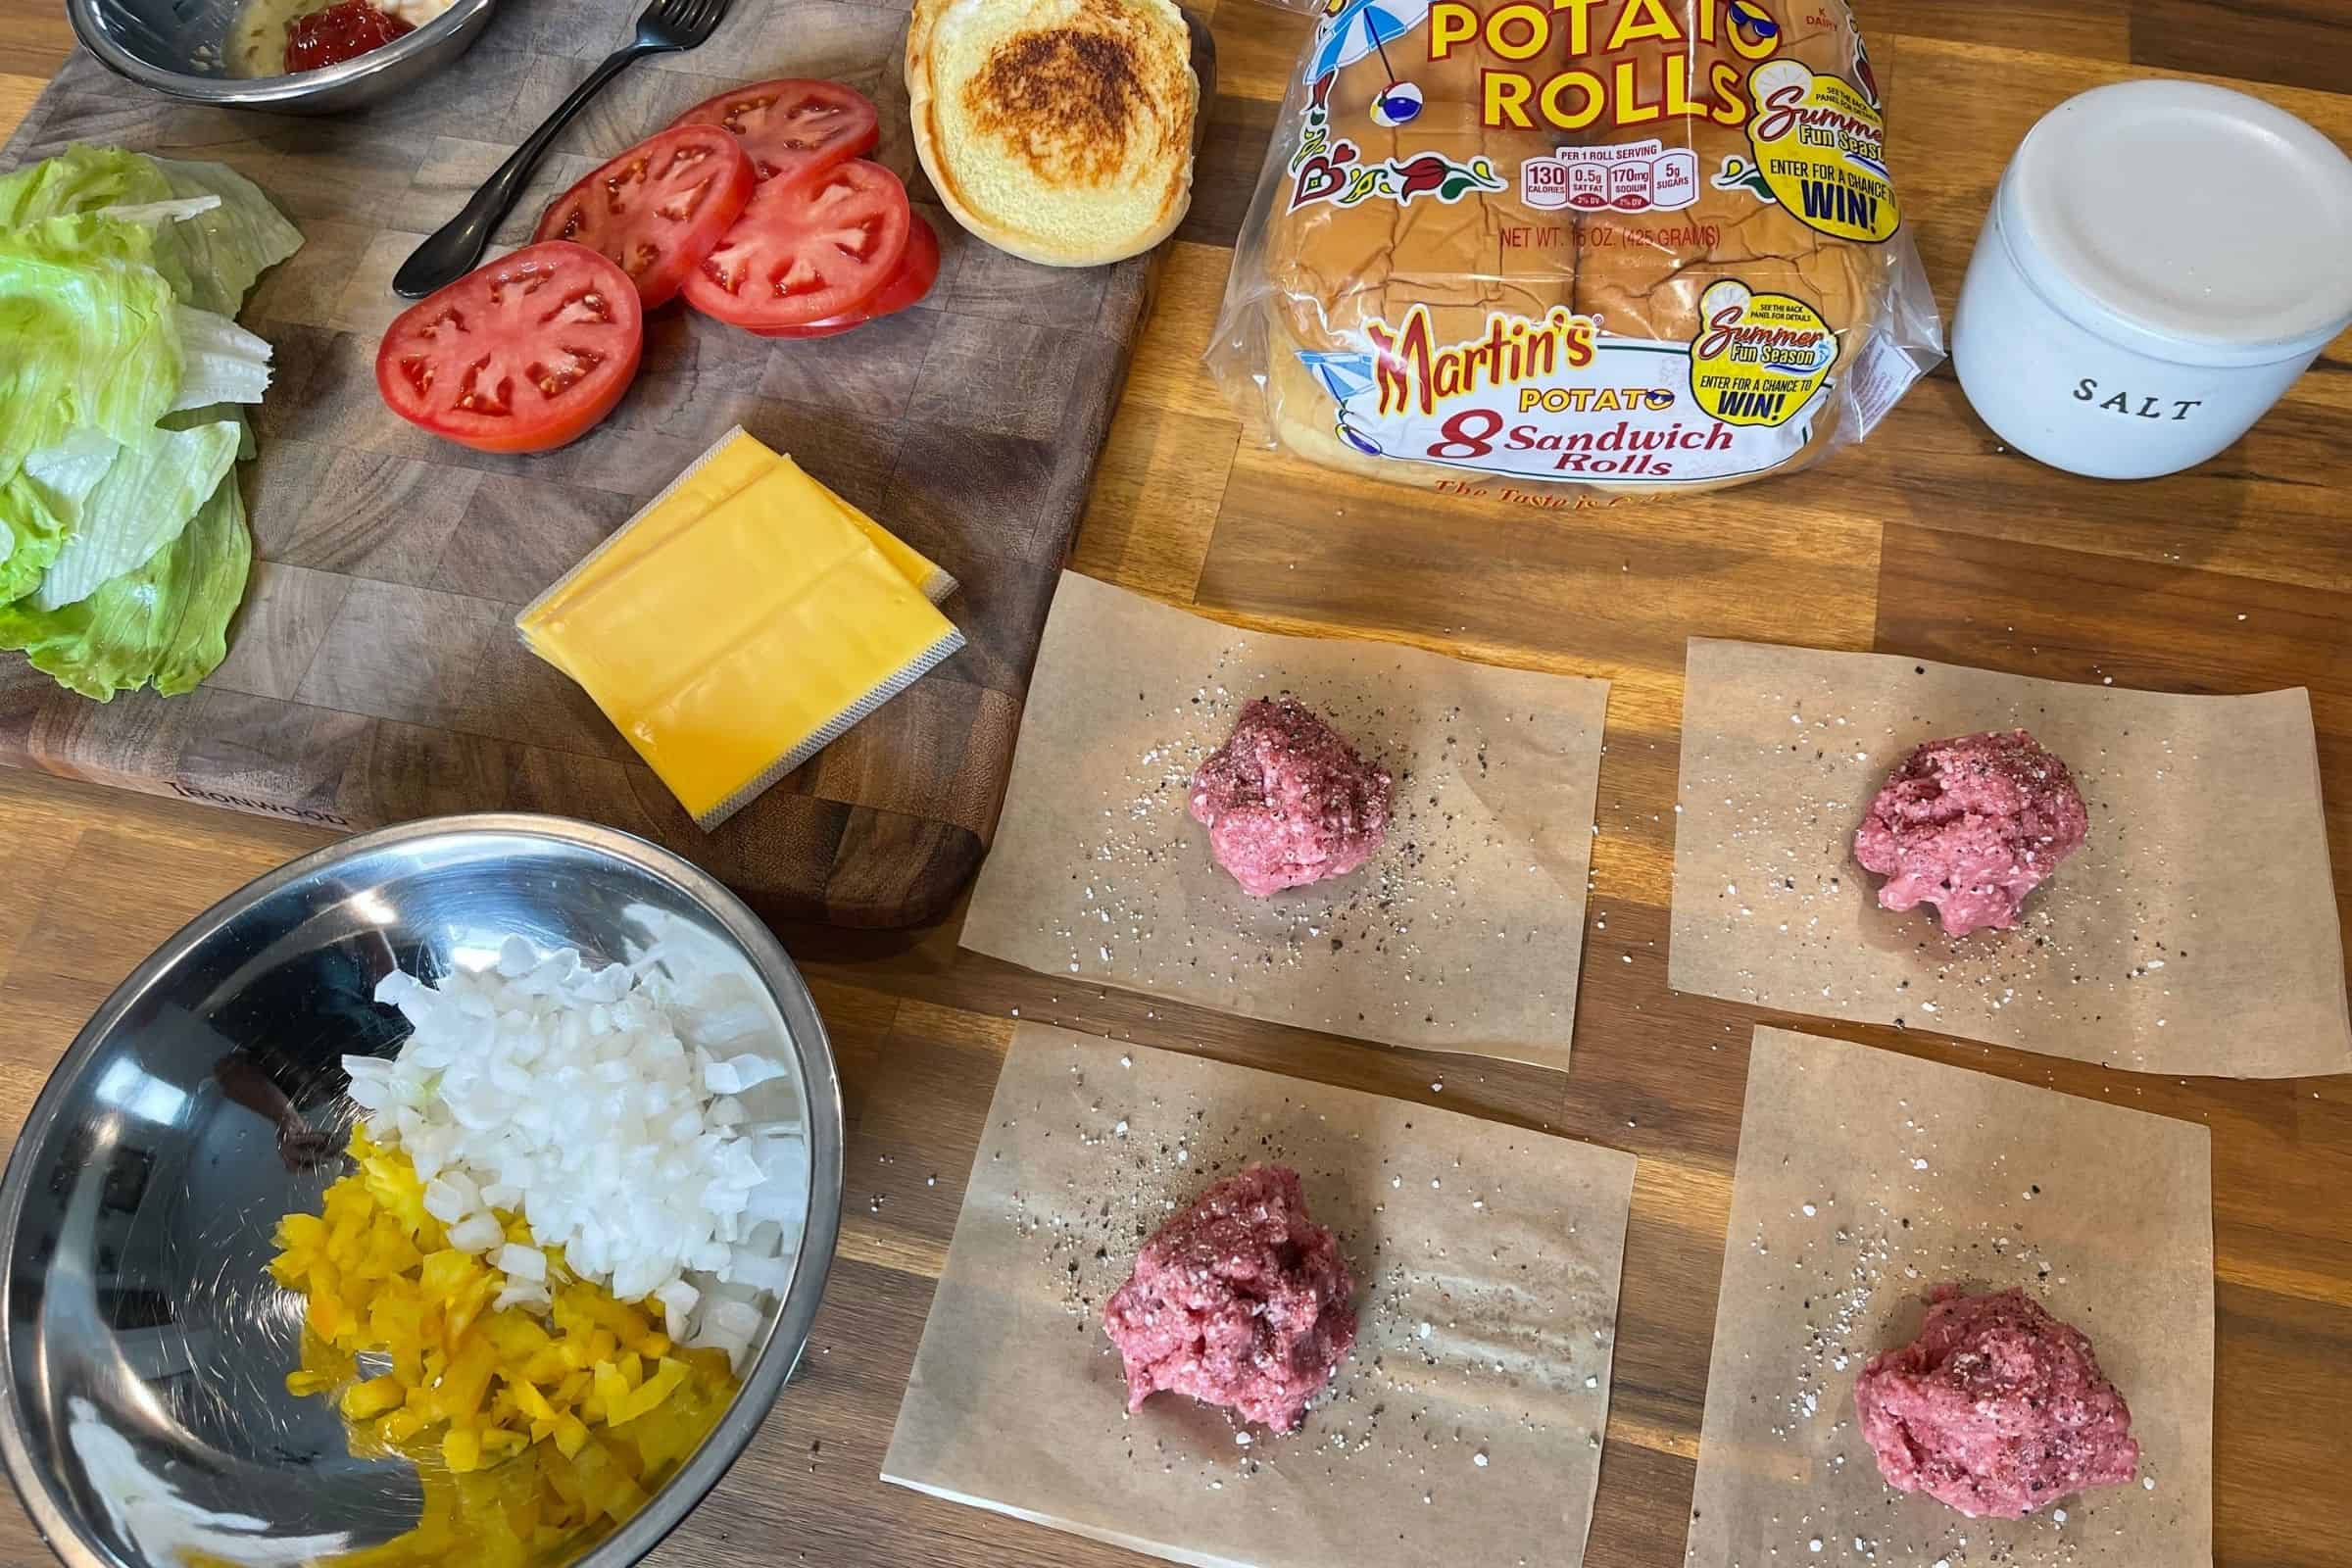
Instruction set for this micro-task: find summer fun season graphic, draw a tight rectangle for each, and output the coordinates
[1290,0,1886,481]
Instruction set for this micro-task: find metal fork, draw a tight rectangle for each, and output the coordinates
[392,0,734,298]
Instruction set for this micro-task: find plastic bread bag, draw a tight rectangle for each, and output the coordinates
[1206,0,1944,499]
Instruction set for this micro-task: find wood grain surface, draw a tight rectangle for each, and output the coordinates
[3,3,2351,1568]
[0,0,1210,930]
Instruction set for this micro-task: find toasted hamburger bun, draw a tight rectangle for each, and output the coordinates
[907,0,1198,267]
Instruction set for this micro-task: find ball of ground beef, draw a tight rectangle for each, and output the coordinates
[1102,1164,1357,1432]
[1189,697,1392,898]
[1853,729,2088,938]
[1854,1286,2139,1519]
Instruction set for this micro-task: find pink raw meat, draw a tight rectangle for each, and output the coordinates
[1189,697,1392,899]
[1854,1286,2140,1519]
[1853,729,2088,938]
[1102,1164,1358,1432]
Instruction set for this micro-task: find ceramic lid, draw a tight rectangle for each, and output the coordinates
[2006,79,2352,355]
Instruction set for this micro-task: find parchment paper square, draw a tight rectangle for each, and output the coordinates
[1688,1027,2214,1568]
[883,1024,1637,1568]
[961,573,1611,1070]
[1669,638,2350,1077]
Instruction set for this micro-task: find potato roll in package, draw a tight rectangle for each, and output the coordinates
[1207,0,1944,498]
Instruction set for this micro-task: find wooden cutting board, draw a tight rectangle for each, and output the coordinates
[0,0,1214,928]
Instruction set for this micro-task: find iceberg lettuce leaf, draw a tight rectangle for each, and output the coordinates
[0,473,72,605]
[147,156,305,317]
[0,144,166,225]
[0,212,183,473]
[170,306,275,410]
[29,418,242,611]
[0,468,251,700]
[0,144,303,318]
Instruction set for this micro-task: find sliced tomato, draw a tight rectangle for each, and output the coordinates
[532,125,755,309]
[375,242,644,455]
[751,214,941,339]
[681,159,911,331]
[665,78,879,184]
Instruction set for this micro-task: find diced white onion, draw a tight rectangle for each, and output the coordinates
[498,1244,547,1283]
[355,935,808,1348]
[447,1212,504,1253]
[702,1053,788,1096]
[654,1280,699,1341]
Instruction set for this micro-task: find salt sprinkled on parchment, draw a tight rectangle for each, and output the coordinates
[1671,640,2349,1078]
[1683,686,2189,1070]
[1043,641,1504,1040]
[1744,1152,2149,1568]
[964,575,1614,1073]
[1689,1032,2207,1568]
[1009,1071,1612,1495]
[906,1031,1635,1568]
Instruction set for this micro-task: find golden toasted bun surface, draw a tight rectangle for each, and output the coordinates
[909,0,1197,267]
[965,18,1182,185]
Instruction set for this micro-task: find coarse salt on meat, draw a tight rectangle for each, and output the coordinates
[1853,729,2088,938]
[1102,1164,1357,1432]
[1188,697,1392,898]
[1853,1286,2139,1519]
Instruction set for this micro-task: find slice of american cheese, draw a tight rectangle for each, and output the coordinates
[517,438,964,830]
[524,427,956,624]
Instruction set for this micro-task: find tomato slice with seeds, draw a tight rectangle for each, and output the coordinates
[681,158,911,331]
[665,78,880,184]
[375,242,645,455]
[751,214,941,339]
[531,124,755,309]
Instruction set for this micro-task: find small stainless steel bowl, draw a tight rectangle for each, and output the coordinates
[69,0,498,114]
[0,814,845,1568]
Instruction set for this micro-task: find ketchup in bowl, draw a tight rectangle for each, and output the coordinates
[281,0,413,73]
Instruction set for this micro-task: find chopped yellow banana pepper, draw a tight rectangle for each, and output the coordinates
[270,1130,738,1565]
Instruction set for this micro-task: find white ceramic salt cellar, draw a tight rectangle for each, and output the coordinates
[1953,80,2352,479]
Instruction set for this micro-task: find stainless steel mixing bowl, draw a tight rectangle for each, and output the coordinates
[68,0,498,114]
[0,815,844,1568]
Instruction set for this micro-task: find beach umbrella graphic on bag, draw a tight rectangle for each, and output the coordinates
[1298,351,1385,456]
[1311,0,1428,125]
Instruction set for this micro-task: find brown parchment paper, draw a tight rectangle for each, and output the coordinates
[961,572,1611,1070]
[882,1024,1638,1568]
[1669,638,2351,1077]
[1688,1027,2214,1568]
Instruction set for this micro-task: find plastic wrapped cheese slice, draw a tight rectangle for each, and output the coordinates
[529,426,959,612]
[517,439,965,829]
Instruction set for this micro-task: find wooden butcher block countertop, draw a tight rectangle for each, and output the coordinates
[1,2,2349,1567]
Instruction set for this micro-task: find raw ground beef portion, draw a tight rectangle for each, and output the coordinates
[1102,1164,1358,1431]
[1854,1286,2140,1519]
[1189,697,1392,898]
[1853,729,2088,938]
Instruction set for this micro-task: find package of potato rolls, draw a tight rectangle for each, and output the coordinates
[1207,0,1943,499]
